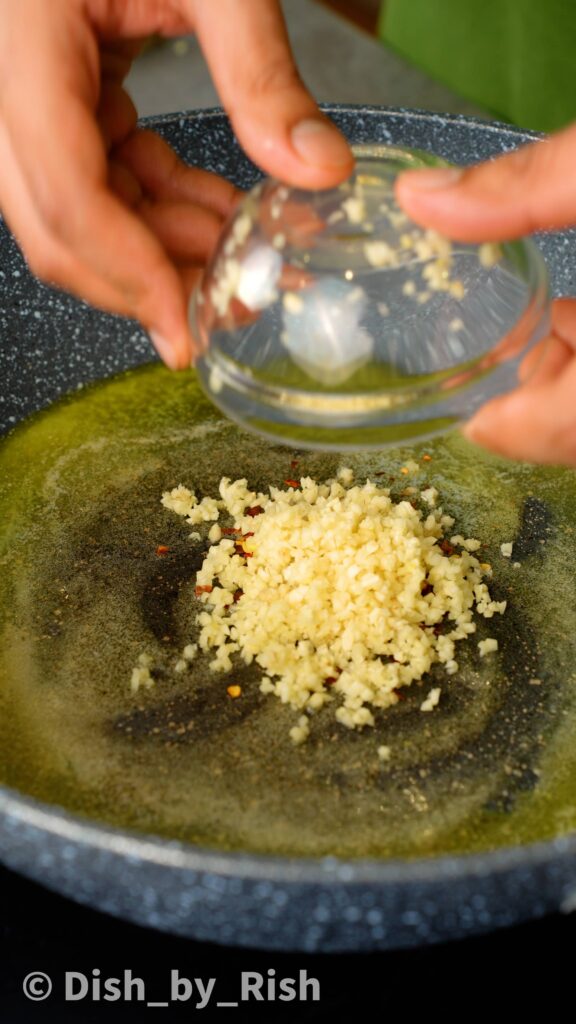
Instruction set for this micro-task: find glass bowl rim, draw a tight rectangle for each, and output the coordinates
[192,143,550,425]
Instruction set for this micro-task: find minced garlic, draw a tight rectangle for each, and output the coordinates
[130,653,154,693]
[479,242,502,268]
[478,638,498,657]
[420,687,441,712]
[162,472,507,737]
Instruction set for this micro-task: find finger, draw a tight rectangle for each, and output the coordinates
[464,355,576,465]
[137,198,223,263]
[108,159,143,207]
[395,123,576,242]
[44,247,199,366]
[64,183,193,367]
[86,2,192,39]
[97,80,137,150]
[518,299,576,384]
[0,2,199,367]
[100,40,145,82]
[5,92,192,368]
[519,335,572,386]
[186,0,353,188]
[550,296,576,345]
[464,297,576,463]
[117,130,240,216]
[180,265,204,297]
[0,125,126,310]
[0,131,160,332]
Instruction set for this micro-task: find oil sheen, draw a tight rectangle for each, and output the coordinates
[1,364,576,859]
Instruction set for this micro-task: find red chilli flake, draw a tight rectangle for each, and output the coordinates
[439,540,455,556]
[221,527,242,535]
[155,545,170,556]
[290,460,299,470]
[234,544,253,558]
[284,479,300,488]
[233,588,243,603]
[245,505,264,518]
[195,585,213,596]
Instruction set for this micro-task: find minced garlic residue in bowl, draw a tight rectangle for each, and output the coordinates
[160,470,505,737]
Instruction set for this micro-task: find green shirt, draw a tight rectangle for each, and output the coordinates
[380,0,576,131]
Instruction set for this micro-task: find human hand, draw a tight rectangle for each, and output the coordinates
[395,124,576,465]
[0,0,353,369]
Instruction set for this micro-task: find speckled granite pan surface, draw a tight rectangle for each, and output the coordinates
[1,107,576,952]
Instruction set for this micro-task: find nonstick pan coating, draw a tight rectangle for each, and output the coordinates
[2,107,576,951]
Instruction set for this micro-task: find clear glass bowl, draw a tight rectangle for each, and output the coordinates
[190,144,550,450]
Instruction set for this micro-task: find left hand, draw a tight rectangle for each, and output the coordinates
[0,0,353,369]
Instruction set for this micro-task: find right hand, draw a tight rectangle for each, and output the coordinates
[396,122,576,466]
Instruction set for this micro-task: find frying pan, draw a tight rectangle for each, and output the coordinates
[2,106,576,953]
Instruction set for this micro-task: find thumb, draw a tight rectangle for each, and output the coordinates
[187,0,353,189]
[395,123,576,242]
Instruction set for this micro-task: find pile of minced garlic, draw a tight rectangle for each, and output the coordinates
[160,468,505,740]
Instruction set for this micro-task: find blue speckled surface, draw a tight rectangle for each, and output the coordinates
[2,106,576,951]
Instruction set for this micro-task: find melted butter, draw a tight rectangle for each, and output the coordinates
[1,364,576,859]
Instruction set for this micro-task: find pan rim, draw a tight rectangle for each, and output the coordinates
[2,781,575,886]
[139,102,546,145]
[0,105,568,900]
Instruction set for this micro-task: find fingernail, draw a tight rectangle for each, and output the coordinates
[401,167,464,191]
[149,330,184,371]
[291,119,352,168]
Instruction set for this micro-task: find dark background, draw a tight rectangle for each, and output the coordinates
[1,863,570,1021]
